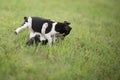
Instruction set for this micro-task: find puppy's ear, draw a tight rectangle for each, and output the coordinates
[64,21,71,25]
[24,16,28,22]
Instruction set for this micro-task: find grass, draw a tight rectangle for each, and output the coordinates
[0,0,120,80]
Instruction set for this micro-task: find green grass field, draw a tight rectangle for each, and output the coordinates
[0,0,120,80]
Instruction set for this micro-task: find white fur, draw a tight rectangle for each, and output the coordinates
[28,17,35,38]
[15,17,32,34]
[41,23,48,34]
[44,22,59,46]
[15,22,28,34]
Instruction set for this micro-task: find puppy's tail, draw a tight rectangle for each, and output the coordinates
[41,23,48,34]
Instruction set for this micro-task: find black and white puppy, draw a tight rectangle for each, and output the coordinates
[15,17,72,46]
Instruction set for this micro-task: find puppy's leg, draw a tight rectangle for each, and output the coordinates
[26,37,35,46]
[52,34,57,43]
[26,31,36,46]
[41,22,48,45]
[15,22,28,34]
[40,34,48,45]
[45,34,52,47]
[30,31,35,39]
[27,33,41,46]
[34,35,41,46]
[42,39,48,45]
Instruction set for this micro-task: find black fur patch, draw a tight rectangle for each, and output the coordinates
[55,22,66,33]
[31,17,54,33]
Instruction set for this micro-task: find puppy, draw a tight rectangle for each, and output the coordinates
[15,17,72,46]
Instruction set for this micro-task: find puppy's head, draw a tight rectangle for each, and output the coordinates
[56,21,72,40]
[63,21,72,37]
